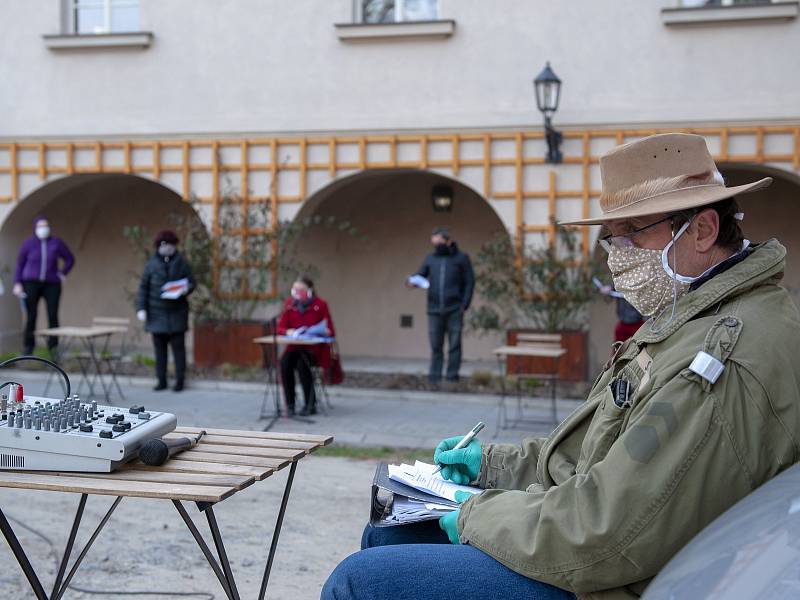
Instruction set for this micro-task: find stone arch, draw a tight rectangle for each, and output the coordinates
[716,162,800,304]
[0,174,207,353]
[287,168,510,360]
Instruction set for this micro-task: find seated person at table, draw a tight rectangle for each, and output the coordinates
[321,134,800,599]
[276,277,336,416]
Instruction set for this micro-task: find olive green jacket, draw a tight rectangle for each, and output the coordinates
[458,239,800,599]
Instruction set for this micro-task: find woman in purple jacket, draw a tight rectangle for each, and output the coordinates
[12,217,75,356]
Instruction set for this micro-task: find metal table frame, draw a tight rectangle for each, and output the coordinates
[493,344,566,435]
[39,326,121,401]
[0,427,331,600]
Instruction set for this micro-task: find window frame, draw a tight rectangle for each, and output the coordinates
[355,0,441,24]
[71,0,140,35]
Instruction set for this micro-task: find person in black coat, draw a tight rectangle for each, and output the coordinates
[135,230,196,392]
[407,227,474,384]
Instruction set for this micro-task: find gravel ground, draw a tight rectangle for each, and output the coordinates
[0,455,373,600]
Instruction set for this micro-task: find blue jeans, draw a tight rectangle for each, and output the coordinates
[321,521,576,600]
[428,308,463,382]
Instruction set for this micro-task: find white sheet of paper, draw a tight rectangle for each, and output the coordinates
[388,461,480,503]
[160,277,189,299]
[407,274,430,289]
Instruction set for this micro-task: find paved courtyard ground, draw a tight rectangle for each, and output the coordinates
[0,372,581,599]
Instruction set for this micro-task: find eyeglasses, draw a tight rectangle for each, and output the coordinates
[599,215,673,252]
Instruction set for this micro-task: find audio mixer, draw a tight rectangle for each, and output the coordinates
[0,393,177,472]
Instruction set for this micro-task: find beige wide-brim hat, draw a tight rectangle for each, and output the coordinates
[560,133,772,226]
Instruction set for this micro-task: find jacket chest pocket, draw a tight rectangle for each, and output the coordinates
[575,362,644,474]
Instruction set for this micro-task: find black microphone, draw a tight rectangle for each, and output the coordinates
[139,430,207,466]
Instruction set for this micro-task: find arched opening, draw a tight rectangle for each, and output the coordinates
[290,169,509,360]
[0,174,207,354]
[718,163,800,304]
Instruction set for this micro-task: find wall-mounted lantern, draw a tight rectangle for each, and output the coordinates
[533,61,563,164]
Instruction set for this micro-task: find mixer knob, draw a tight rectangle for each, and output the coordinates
[112,424,126,432]
[128,405,142,414]
[15,414,23,428]
[137,412,151,420]
[79,424,93,433]
[99,430,113,439]
[106,415,123,424]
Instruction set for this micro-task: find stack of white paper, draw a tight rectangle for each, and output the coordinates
[387,461,480,504]
[383,497,455,525]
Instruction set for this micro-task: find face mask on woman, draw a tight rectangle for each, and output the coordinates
[35,225,50,240]
[158,243,177,257]
[291,288,312,302]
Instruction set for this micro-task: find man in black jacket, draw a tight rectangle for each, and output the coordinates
[409,227,474,384]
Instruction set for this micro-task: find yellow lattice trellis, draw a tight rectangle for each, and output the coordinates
[1,125,798,299]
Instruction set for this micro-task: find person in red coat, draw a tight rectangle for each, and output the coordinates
[276,277,336,415]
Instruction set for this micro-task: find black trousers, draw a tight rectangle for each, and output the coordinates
[280,349,315,409]
[427,308,464,382]
[22,281,61,353]
[152,332,186,385]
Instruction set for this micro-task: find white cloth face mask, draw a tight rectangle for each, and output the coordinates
[158,243,176,257]
[35,226,50,240]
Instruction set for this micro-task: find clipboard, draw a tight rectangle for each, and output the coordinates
[370,461,459,527]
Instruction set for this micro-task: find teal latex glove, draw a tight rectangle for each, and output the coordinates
[433,436,482,484]
[439,490,474,545]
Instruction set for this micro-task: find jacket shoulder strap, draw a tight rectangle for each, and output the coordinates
[688,315,743,386]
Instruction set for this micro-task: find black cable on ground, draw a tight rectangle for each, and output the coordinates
[5,512,215,599]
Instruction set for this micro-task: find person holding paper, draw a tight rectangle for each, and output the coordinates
[276,276,337,415]
[13,216,75,357]
[407,226,474,385]
[135,230,195,392]
[322,134,800,599]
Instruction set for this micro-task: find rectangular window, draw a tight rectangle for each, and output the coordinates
[359,0,439,23]
[73,0,139,34]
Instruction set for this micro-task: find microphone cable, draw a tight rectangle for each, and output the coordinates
[0,354,71,398]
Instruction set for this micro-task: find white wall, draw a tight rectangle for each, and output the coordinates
[1,0,798,139]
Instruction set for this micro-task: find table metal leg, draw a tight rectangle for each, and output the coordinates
[205,506,241,600]
[53,496,122,600]
[83,337,111,401]
[43,336,75,398]
[258,461,297,600]
[173,500,237,600]
[495,355,507,436]
[51,493,87,597]
[0,505,50,599]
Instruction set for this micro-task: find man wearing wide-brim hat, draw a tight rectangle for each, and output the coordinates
[322,134,800,600]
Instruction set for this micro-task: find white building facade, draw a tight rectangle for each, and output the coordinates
[1,0,799,373]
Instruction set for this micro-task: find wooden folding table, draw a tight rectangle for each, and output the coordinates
[0,427,333,600]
